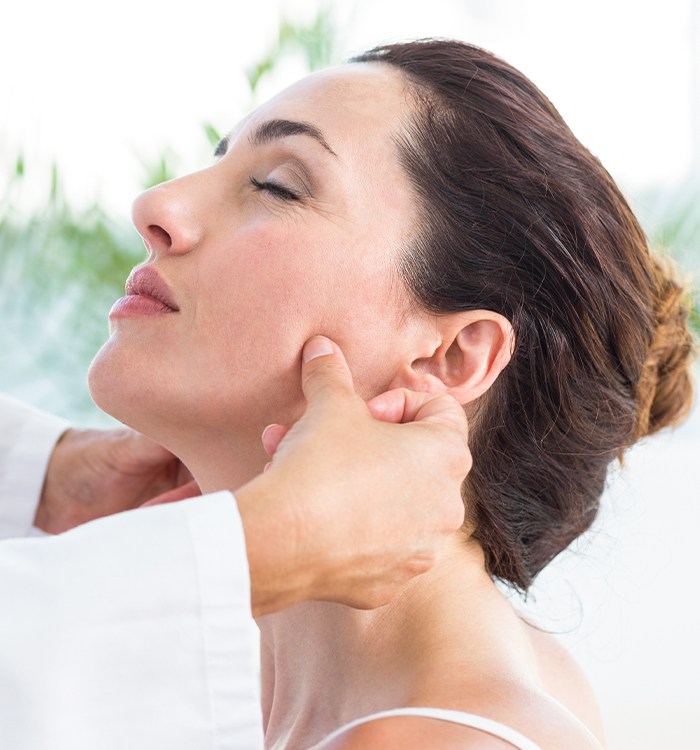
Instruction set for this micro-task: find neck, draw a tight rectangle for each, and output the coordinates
[259,535,538,749]
[163,426,269,495]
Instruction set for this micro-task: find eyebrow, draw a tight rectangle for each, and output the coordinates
[214,118,338,158]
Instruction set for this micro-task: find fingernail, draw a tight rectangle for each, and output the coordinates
[303,336,335,363]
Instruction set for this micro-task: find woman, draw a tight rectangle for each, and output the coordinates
[89,39,695,749]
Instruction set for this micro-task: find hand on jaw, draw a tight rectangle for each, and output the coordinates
[37,336,471,616]
[233,336,470,616]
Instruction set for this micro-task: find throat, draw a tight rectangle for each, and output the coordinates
[258,537,532,750]
[259,600,418,749]
[174,431,268,496]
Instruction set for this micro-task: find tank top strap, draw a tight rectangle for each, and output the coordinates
[317,707,544,750]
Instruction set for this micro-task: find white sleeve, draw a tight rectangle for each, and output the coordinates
[0,492,263,750]
[0,394,70,539]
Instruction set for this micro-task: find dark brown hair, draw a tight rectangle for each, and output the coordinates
[352,40,696,590]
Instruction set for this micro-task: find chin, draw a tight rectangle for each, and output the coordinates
[88,335,258,444]
[88,337,166,438]
[88,329,308,463]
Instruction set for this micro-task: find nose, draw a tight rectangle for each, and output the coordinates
[131,177,204,257]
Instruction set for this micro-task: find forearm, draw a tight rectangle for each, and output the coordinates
[235,476,314,617]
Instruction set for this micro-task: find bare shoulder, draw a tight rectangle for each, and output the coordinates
[315,613,606,750]
[520,616,605,741]
[316,715,529,750]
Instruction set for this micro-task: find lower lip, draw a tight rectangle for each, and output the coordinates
[109,295,178,318]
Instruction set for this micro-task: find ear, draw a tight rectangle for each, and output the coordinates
[392,311,514,405]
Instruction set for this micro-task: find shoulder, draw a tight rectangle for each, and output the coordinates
[317,715,523,750]
[519,618,605,740]
[316,710,602,750]
[315,691,602,750]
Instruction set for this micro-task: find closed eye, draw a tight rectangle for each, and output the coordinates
[250,176,301,202]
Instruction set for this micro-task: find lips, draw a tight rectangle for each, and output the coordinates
[124,265,180,311]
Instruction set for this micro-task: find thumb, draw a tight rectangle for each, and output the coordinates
[300,336,355,406]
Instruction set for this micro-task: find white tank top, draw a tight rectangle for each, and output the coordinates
[317,707,544,749]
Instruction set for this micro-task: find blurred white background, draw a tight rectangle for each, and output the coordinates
[2,1,699,747]
[2,0,698,214]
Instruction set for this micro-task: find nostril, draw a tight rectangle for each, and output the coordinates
[149,224,172,250]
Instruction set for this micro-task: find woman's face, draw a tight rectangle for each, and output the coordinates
[89,63,427,455]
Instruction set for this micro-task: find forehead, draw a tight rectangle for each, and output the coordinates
[244,62,409,163]
[228,63,419,268]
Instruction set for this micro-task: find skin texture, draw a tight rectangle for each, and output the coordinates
[88,63,512,494]
[88,63,601,749]
[234,337,471,616]
[90,63,419,491]
[35,336,472,616]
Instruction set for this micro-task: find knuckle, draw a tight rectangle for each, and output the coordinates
[307,359,348,381]
[405,550,435,577]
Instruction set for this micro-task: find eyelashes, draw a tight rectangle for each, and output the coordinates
[249,176,301,202]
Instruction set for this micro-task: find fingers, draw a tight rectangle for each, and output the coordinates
[262,423,290,457]
[366,390,411,423]
[300,336,355,406]
[410,393,470,437]
[140,480,201,507]
[368,389,469,436]
[175,461,195,485]
[112,429,176,472]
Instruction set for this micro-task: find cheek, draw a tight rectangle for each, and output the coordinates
[189,220,409,417]
[200,222,331,358]
[172,223,337,426]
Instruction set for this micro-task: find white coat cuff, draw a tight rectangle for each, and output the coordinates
[0,395,70,539]
[180,491,263,747]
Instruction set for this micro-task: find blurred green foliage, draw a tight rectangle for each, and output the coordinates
[641,184,700,335]
[0,167,143,420]
[246,4,337,95]
[0,7,340,423]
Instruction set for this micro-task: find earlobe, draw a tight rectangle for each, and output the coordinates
[395,311,514,405]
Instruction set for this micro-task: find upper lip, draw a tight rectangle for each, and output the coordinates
[125,265,180,311]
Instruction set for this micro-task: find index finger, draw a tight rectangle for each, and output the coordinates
[367,388,469,436]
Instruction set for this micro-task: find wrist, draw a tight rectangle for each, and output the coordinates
[235,471,316,617]
[35,429,79,534]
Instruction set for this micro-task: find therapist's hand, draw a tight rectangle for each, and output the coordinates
[35,428,196,534]
[236,336,470,617]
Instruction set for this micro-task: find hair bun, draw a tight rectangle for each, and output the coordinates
[635,256,696,439]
